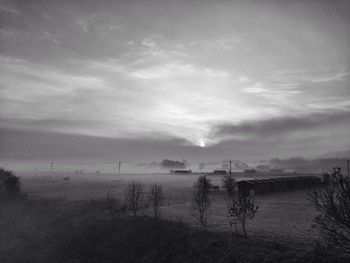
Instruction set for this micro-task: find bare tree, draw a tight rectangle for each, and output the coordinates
[124,181,144,217]
[309,167,350,255]
[149,183,164,219]
[222,174,236,198]
[192,175,212,230]
[227,194,259,239]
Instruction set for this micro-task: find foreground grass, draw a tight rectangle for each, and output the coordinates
[0,197,346,263]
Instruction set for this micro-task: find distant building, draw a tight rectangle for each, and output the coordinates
[237,176,321,196]
[213,170,227,175]
[269,169,284,173]
[244,169,257,173]
[170,169,192,174]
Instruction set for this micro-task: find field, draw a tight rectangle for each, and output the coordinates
[18,171,319,243]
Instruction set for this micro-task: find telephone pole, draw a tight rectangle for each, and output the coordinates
[118,161,122,175]
[50,161,54,173]
[229,160,232,176]
[347,159,349,177]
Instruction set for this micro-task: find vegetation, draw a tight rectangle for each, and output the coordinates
[102,192,124,218]
[222,174,236,198]
[124,181,144,217]
[160,159,186,169]
[309,167,350,255]
[0,196,345,263]
[192,175,212,230]
[227,194,259,239]
[0,168,21,197]
[148,183,164,219]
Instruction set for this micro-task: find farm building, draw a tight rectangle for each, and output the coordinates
[213,170,227,175]
[244,169,257,174]
[170,169,192,174]
[237,176,321,195]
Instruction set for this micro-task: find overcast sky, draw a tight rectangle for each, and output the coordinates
[1,0,350,162]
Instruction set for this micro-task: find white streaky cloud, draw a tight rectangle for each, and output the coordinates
[76,15,124,36]
[270,69,349,84]
[238,75,250,82]
[130,62,229,80]
[243,82,268,93]
[0,5,21,15]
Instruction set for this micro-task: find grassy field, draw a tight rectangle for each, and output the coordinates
[16,171,319,243]
[0,196,341,263]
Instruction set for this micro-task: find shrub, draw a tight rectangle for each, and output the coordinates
[195,175,212,192]
[309,167,350,255]
[0,168,21,196]
[222,174,236,198]
[227,194,259,239]
[124,181,144,217]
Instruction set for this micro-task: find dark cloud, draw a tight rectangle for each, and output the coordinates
[211,110,350,138]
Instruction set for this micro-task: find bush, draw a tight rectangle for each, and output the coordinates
[0,168,21,196]
[227,194,259,239]
[309,167,350,255]
[222,174,236,198]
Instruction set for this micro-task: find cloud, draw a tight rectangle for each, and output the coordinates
[0,0,349,160]
[130,62,229,80]
[76,15,124,36]
[0,5,20,15]
[211,110,350,140]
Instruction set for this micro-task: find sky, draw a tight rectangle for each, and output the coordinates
[0,0,350,163]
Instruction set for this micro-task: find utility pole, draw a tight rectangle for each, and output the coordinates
[347,159,349,177]
[118,161,122,175]
[50,161,54,173]
[229,160,232,177]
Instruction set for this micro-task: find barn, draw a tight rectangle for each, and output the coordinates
[237,176,321,196]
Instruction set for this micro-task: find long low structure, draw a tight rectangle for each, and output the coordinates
[237,176,321,195]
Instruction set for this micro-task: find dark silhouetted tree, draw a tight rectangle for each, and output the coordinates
[192,175,212,230]
[227,194,259,239]
[0,168,21,196]
[309,167,350,255]
[149,183,164,219]
[222,174,236,198]
[124,181,144,217]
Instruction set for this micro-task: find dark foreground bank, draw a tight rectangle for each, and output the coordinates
[0,197,347,263]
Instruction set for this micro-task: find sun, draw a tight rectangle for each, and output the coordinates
[198,140,206,148]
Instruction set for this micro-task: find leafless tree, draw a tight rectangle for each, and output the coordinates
[192,175,212,230]
[148,183,164,219]
[227,194,259,239]
[124,181,144,217]
[309,167,350,255]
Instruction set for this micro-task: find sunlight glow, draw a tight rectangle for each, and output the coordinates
[198,140,206,148]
